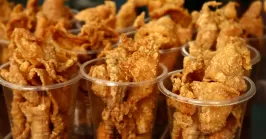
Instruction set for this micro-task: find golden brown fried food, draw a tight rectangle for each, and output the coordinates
[190,1,245,62]
[42,0,73,23]
[134,0,148,7]
[6,9,35,39]
[0,0,12,23]
[75,1,116,28]
[204,37,251,92]
[220,1,239,20]
[208,116,238,139]
[181,57,205,84]
[34,12,49,38]
[239,1,263,38]
[190,81,239,133]
[89,35,160,139]
[194,2,221,51]
[216,21,243,50]
[5,0,40,39]
[0,28,78,139]
[79,20,119,50]
[135,16,180,49]
[116,0,137,30]
[148,0,191,27]
[171,112,194,139]
[133,12,145,29]
[51,20,119,53]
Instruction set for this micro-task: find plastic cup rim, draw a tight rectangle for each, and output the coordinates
[181,43,261,65]
[0,62,81,91]
[159,70,256,106]
[80,57,168,87]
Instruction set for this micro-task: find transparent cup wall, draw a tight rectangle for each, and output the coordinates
[56,43,100,138]
[80,58,167,139]
[0,62,80,139]
[159,70,256,139]
[0,40,10,138]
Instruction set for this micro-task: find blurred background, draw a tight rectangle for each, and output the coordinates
[1,0,266,139]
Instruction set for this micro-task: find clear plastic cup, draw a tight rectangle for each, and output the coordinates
[56,30,118,138]
[80,58,168,139]
[159,70,256,139]
[0,62,80,139]
[57,47,100,138]
[181,44,261,77]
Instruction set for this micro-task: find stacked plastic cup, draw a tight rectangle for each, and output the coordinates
[159,70,256,139]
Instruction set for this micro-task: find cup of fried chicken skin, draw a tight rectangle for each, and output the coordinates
[0,28,81,139]
[159,69,256,139]
[79,35,168,139]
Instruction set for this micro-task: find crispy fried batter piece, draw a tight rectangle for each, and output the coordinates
[42,0,73,23]
[79,21,119,50]
[194,2,221,51]
[116,0,137,30]
[75,1,116,28]
[171,112,194,139]
[148,0,191,27]
[190,81,240,133]
[89,35,160,139]
[133,12,145,29]
[204,37,251,92]
[51,20,119,52]
[240,1,263,39]
[0,0,12,24]
[190,1,244,62]
[208,116,238,139]
[135,16,180,49]
[0,28,78,139]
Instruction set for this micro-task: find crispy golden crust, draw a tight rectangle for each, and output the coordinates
[116,0,137,29]
[240,1,263,38]
[0,28,78,139]
[42,0,73,23]
[0,0,12,24]
[75,1,116,28]
[89,35,160,138]
[135,16,183,49]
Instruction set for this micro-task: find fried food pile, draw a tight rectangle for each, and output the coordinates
[5,0,75,39]
[88,35,160,139]
[0,0,79,63]
[239,1,263,39]
[75,0,138,31]
[168,36,251,139]
[189,1,263,61]
[0,28,78,139]
[134,14,193,49]
[50,20,119,63]
[148,0,192,27]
